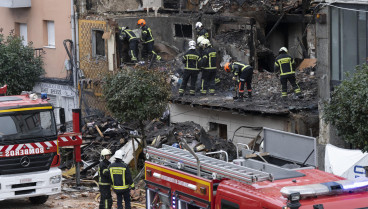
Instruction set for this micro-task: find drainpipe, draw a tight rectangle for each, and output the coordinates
[71,0,78,108]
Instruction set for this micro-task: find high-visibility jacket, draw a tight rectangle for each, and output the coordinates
[231,62,252,76]
[198,28,209,39]
[200,47,217,70]
[182,49,201,70]
[274,53,295,76]
[108,160,134,190]
[120,29,138,42]
[141,25,154,43]
[98,159,111,186]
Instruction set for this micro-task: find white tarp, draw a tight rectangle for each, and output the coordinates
[325,144,368,179]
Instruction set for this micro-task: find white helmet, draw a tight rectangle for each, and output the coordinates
[195,22,203,29]
[197,36,205,45]
[279,47,288,53]
[101,148,112,156]
[189,40,196,49]
[114,150,124,160]
[200,39,210,47]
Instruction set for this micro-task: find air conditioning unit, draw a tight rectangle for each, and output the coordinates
[0,0,31,8]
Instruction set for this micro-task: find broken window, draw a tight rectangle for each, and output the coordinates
[175,24,192,38]
[92,30,105,57]
[209,122,228,140]
[331,4,368,81]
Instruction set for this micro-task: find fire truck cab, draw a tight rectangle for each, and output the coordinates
[144,128,368,209]
[0,91,61,204]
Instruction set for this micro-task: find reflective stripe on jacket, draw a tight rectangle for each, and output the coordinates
[182,49,201,70]
[108,161,134,190]
[275,53,295,76]
[98,159,111,186]
[201,47,217,70]
[231,62,250,76]
[141,25,154,43]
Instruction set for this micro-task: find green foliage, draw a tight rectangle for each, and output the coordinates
[323,64,368,152]
[103,66,171,127]
[0,30,44,95]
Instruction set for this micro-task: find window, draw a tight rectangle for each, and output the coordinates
[44,20,55,47]
[175,24,192,38]
[209,122,228,139]
[19,23,27,46]
[221,199,239,209]
[92,30,105,56]
[331,4,368,82]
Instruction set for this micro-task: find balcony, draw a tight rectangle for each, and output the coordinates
[0,0,31,8]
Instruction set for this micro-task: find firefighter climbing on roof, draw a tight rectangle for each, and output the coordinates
[98,148,112,209]
[195,22,209,40]
[224,61,254,101]
[118,26,139,63]
[137,19,161,61]
[274,47,302,100]
[199,39,217,96]
[108,150,134,209]
[179,40,202,97]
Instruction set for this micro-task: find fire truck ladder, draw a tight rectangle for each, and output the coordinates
[145,145,274,184]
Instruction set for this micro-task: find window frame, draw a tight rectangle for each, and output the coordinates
[92,29,106,57]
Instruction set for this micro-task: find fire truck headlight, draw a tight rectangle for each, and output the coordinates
[50,175,62,184]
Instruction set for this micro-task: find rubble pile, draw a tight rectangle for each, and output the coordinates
[81,117,138,161]
[145,121,238,161]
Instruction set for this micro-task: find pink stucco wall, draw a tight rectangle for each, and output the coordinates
[0,0,72,79]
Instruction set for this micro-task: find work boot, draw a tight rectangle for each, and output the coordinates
[234,93,244,102]
[296,92,303,99]
[210,93,215,96]
[282,96,288,101]
[179,93,183,97]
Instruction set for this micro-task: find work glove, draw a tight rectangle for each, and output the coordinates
[232,77,237,81]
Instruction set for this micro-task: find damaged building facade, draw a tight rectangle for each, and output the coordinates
[316,0,368,150]
[75,0,319,146]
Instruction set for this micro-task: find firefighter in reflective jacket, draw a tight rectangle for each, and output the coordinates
[195,22,209,40]
[179,40,201,97]
[274,47,302,99]
[108,150,134,209]
[224,61,254,101]
[98,149,112,209]
[137,19,161,61]
[119,26,139,62]
[199,39,217,96]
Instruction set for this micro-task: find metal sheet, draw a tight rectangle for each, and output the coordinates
[263,128,317,167]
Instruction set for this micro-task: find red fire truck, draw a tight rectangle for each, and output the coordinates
[144,139,368,209]
[0,85,82,204]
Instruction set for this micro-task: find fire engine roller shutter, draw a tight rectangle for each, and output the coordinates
[145,180,171,208]
[175,190,211,209]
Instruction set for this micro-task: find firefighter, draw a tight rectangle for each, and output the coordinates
[98,148,112,209]
[179,40,202,97]
[137,19,161,61]
[108,150,134,209]
[119,26,139,63]
[199,39,217,96]
[195,22,209,40]
[224,61,254,101]
[274,47,302,100]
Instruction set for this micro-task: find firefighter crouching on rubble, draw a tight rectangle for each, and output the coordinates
[137,19,161,61]
[199,39,217,96]
[179,40,202,97]
[224,61,254,101]
[274,47,302,100]
[119,26,139,63]
[98,149,113,209]
[108,150,134,209]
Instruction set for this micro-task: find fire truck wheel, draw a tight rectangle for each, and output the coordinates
[29,195,49,204]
